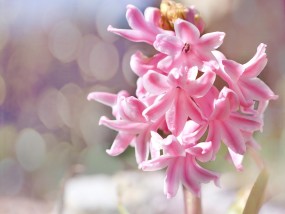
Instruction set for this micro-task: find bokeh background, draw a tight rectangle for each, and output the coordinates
[0,0,284,213]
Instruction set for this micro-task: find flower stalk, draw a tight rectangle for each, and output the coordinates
[183,186,202,214]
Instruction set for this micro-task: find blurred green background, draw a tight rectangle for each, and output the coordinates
[0,0,284,211]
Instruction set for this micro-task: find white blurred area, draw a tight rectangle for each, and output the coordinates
[0,0,284,213]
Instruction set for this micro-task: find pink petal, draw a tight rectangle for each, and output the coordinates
[118,96,146,122]
[186,71,216,98]
[228,113,262,132]
[222,59,243,81]
[187,141,213,162]
[106,133,134,156]
[206,122,221,156]
[243,43,267,77]
[190,156,220,186]
[166,89,190,136]
[142,70,170,95]
[135,130,150,163]
[87,92,117,106]
[126,5,149,30]
[164,159,182,198]
[181,120,207,146]
[243,54,267,78]
[99,116,148,134]
[143,89,176,122]
[107,25,153,44]
[182,156,201,196]
[198,32,225,50]
[163,135,185,156]
[211,97,230,120]
[144,7,161,26]
[228,148,244,171]
[130,51,166,76]
[166,89,205,136]
[174,19,200,44]
[239,78,278,101]
[194,86,219,118]
[150,131,163,159]
[139,156,173,171]
[154,34,183,56]
[220,121,246,154]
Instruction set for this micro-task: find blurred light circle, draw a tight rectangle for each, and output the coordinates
[79,101,113,145]
[95,0,123,43]
[89,41,119,81]
[77,34,100,82]
[0,74,6,105]
[122,48,139,87]
[49,20,82,63]
[60,83,84,129]
[0,158,24,195]
[37,88,64,129]
[15,129,46,171]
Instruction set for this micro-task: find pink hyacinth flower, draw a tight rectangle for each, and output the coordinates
[142,66,214,136]
[154,19,225,70]
[214,44,278,111]
[140,132,219,198]
[191,88,262,165]
[108,5,173,44]
[91,94,163,164]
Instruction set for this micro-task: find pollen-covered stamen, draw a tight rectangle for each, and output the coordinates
[182,43,191,53]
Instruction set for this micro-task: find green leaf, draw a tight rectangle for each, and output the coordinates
[242,168,269,214]
[117,203,130,214]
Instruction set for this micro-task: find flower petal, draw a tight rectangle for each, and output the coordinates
[135,130,150,163]
[99,116,148,133]
[198,32,225,50]
[167,89,205,136]
[222,59,243,81]
[118,96,146,122]
[142,70,170,95]
[228,113,262,132]
[228,148,244,171]
[166,89,189,136]
[220,121,246,154]
[181,120,207,146]
[154,34,183,56]
[144,7,161,25]
[143,89,176,122]
[239,78,278,101]
[174,19,200,44]
[139,156,173,171]
[130,51,166,76]
[106,133,134,156]
[87,91,117,106]
[187,141,213,162]
[164,159,182,198]
[243,43,267,77]
[186,71,216,98]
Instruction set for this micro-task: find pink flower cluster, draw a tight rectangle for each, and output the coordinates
[88,4,277,198]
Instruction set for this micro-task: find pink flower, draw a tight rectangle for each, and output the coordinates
[142,66,215,135]
[89,93,164,164]
[108,5,173,44]
[214,44,278,112]
[88,3,277,199]
[140,132,219,198]
[154,19,225,70]
[87,90,129,119]
[192,88,262,167]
